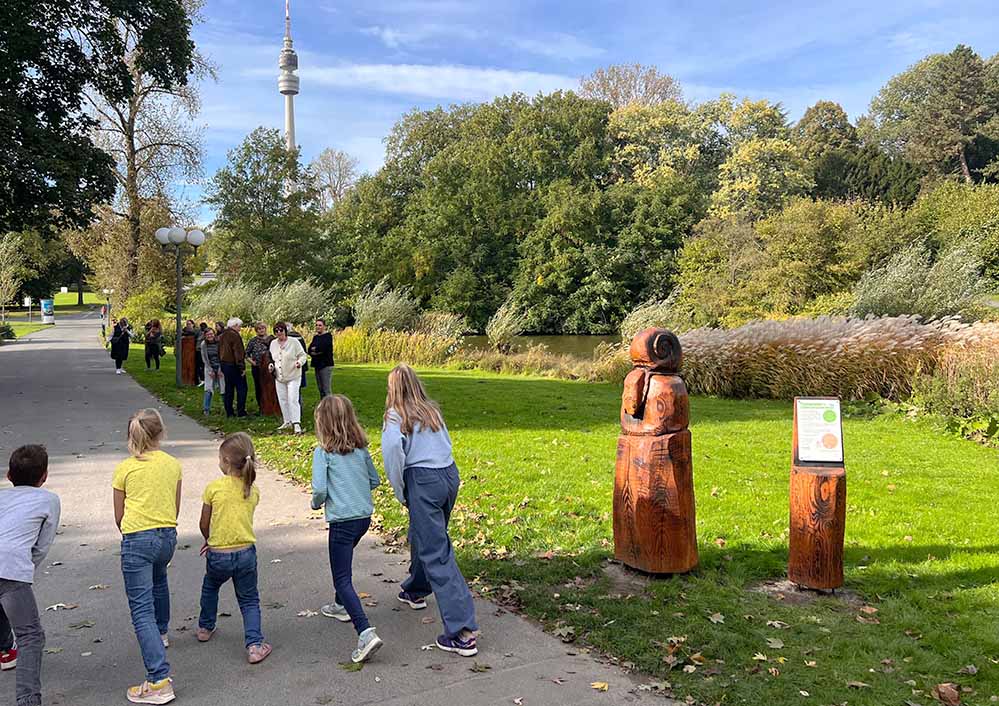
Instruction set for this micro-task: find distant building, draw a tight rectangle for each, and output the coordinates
[278,0,300,151]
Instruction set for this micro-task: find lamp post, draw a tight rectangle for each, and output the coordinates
[102,288,115,337]
[155,226,206,387]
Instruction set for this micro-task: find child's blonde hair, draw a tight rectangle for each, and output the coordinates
[315,395,368,454]
[218,432,257,499]
[384,364,444,435]
[128,409,165,459]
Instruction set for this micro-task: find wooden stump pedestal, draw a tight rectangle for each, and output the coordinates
[180,335,197,386]
[258,352,281,417]
[788,465,845,590]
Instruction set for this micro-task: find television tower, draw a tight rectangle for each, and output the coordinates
[278,0,300,151]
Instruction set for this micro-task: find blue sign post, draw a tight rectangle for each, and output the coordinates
[41,298,55,324]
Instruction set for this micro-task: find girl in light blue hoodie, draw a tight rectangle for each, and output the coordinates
[311,395,383,663]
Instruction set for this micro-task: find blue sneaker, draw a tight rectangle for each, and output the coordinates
[436,633,477,657]
[397,591,428,610]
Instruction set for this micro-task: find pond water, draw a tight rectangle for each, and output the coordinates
[462,334,621,358]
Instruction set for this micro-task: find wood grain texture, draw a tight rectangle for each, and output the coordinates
[620,373,689,436]
[258,351,281,417]
[180,335,197,386]
[788,465,846,589]
[614,432,699,573]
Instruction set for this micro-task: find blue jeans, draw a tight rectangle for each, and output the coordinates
[203,369,222,413]
[401,465,478,638]
[199,546,263,648]
[121,528,176,682]
[328,518,371,635]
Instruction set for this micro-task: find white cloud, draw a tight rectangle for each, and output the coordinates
[242,62,575,101]
[509,33,605,61]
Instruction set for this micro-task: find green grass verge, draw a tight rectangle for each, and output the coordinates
[128,347,999,705]
[4,322,52,338]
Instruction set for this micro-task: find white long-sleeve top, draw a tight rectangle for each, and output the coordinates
[381,408,455,505]
[269,337,307,383]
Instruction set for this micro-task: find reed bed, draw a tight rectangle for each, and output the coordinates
[334,326,461,366]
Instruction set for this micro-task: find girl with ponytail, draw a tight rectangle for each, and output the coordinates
[196,432,272,664]
[112,408,183,703]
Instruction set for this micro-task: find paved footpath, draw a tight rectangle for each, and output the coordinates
[0,317,662,706]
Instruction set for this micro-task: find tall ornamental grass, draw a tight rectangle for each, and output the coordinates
[353,280,420,332]
[190,280,331,326]
[334,326,460,366]
[678,315,967,400]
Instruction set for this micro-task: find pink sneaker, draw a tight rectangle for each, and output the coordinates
[247,642,272,664]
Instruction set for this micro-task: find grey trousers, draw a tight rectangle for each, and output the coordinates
[315,365,333,398]
[0,579,44,706]
[400,464,478,638]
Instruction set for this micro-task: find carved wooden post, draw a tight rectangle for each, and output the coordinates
[613,328,698,574]
[180,335,197,386]
[258,350,282,417]
[788,397,846,590]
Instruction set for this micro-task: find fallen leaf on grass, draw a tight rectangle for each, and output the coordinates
[804,660,817,668]
[591,681,609,692]
[45,603,78,611]
[753,653,768,661]
[469,662,491,673]
[682,665,697,674]
[846,681,871,689]
[68,620,95,629]
[767,620,790,630]
[708,613,725,624]
[766,638,784,649]
[856,614,881,625]
[554,626,576,643]
[88,584,110,591]
[799,690,810,696]
[768,667,780,677]
[959,665,978,675]
[297,610,319,617]
[338,661,363,672]
[932,683,961,705]
[859,605,878,614]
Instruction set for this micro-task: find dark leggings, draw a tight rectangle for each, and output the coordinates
[115,358,124,370]
[145,345,161,370]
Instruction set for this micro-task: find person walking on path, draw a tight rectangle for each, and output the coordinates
[245,323,273,414]
[382,364,479,657]
[112,409,182,704]
[0,444,61,706]
[312,395,384,663]
[144,320,164,371]
[219,318,248,418]
[308,319,335,398]
[110,318,133,375]
[196,432,272,665]
[200,328,225,416]
[268,323,307,434]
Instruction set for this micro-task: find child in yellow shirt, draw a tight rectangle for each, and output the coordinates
[196,432,271,664]
[112,408,181,704]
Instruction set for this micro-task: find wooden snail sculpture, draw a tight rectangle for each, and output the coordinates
[613,328,698,574]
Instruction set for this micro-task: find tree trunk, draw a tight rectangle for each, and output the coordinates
[77,274,84,306]
[124,97,141,289]
[958,144,973,184]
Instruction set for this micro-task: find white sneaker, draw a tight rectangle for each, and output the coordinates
[293,423,303,435]
[277,422,291,431]
[351,628,383,663]
[321,602,352,622]
[116,369,123,375]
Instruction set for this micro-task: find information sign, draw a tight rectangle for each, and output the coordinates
[794,397,843,464]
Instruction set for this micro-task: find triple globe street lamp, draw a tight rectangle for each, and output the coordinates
[155,226,206,387]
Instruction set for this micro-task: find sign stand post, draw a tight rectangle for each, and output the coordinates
[789,397,846,590]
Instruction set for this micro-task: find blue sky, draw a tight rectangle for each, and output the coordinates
[186,0,999,219]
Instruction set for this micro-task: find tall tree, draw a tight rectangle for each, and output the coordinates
[81,0,208,292]
[0,0,195,234]
[0,234,23,322]
[579,64,683,107]
[866,44,999,183]
[204,128,323,286]
[310,148,360,212]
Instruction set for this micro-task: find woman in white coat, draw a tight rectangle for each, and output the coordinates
[268,322,308,434]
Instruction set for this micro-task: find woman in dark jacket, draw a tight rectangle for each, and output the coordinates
[110,317,133,375]
[144,319,164,370]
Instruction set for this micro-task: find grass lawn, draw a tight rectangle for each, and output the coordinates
[4,291,101,320]
[3,321,52,338]
[129,348,999,705]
